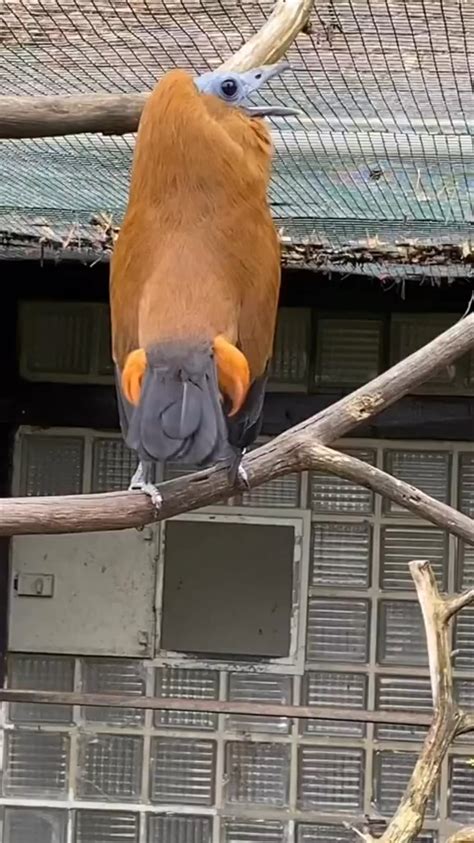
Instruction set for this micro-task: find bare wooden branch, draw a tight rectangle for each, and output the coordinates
[0,314,473,536]
[370,561,474,843]
[0,689,435,726]
[443,589,474,622]
[446,828,474,843]
[0,0,314,139]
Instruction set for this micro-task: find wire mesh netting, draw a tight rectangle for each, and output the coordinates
[0,0,472,277]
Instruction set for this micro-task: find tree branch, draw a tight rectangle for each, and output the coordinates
[367,560,474,843]
[0,0,314,139]
[0,313,472,536]
[446,829,474,843]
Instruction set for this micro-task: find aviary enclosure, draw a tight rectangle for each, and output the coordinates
[0,1,473,842]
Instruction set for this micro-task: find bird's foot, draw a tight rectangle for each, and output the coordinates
[128,463,162,511]
[236,462,250,492]
[228,449,250,492]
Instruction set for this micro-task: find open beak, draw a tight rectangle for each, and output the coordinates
[241,62,299,118]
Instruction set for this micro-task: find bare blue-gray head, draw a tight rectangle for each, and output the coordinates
[194,62,299,118]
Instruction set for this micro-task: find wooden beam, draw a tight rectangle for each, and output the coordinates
[0,688,434,725]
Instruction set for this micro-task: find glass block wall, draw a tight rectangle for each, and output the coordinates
[3,429,474,843]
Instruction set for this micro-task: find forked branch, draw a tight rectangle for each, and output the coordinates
[0,0,314,139]
[357,561,474,843]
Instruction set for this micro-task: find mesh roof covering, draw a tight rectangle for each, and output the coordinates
[0,0,472,279]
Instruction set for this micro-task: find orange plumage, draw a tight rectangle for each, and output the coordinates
[110,68,281,475]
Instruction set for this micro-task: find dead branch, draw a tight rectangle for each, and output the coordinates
[359,561,474,843]
[0,0,314,139]
[446,829,474,843]
[0,314,473,536]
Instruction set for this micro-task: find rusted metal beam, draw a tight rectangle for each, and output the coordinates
[0,688,434,726]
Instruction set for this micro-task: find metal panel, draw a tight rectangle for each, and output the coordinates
[161,520,294,659]
[9,530,156,657]
[449,757,474,821]
[390,314,468,392]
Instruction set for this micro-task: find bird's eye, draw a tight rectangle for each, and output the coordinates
[220,78,238,99]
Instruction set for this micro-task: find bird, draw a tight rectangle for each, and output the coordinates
[110,62,295,508]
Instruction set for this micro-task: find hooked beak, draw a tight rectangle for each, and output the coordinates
[240,62,299,118]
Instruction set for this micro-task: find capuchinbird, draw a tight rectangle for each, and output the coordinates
[110,63,294,505]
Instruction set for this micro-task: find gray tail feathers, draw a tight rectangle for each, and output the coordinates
[125,341,234,467]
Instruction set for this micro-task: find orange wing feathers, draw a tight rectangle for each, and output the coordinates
[110,68,280,467]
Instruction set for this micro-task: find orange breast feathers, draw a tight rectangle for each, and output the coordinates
[110,69,281,418]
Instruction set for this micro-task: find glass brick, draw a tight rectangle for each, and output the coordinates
[449,757,474,820]
[383,450,451,514]
[148,815,212,843]
[298,747,364,812]
[97,305,114,375]
[226,742,290,806]
[227,673,291,734]
[155,667,218,730]
[297,825,355,843]
[378,601,427,665]
[374,751,437,817]
[19,435,84,496]
[380,526,448,591]
[91,438,138,492]
[242,473,300,508]
[77,734,143,801]
[82,659,145,726]
[150,738,215,805]
[75,811,139,843]
[3,807,67,843]
[375,676,431,740]
[391,317,459,387]
[20,301,93,377]
[307,598,369,663]
[224,819,286,843]
[268,307,310,385]
[310,448,375,513]
[3,731,69,797]
[454,608,474,669]
[302,672,366,737]
[457,541,474,590]
[314,319,382,387]
[8,654,74,724]
[459,454,474,517]
[311,522,371,588]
